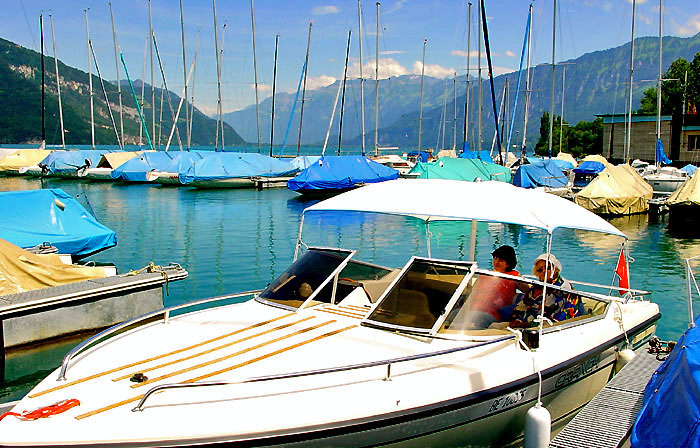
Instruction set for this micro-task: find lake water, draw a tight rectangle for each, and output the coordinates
[1,174,699,402]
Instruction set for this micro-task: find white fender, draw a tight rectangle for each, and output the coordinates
[524,404,551,448]
[615,348,636,373]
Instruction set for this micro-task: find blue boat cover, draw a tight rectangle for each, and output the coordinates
[287,155,398,192]
[656,139,672,165]
[180,152,298,184]
[407,151,430,163]
[573,161,605,175]
[512,159,569,189]
[631,315,700,448]
[41,150,112,173]
[159,151,207,176]
[682,164,698,175]
[0,189,117,257]
[288,156,321,170]
[111,152,177,181]
[550,159,575,171]
[459,150,495,163]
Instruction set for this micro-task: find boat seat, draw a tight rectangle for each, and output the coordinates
[361,269,400,303]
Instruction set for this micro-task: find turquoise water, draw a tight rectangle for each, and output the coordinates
[0,175,698,402]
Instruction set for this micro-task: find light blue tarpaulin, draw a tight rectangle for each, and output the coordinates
[158,151,207,176]
[681,164,698,175]
[287,156,398,192]
[631,315,700,448]
[459,150,495,163]
[512,159,568,189]
[288,156,321,171]
[656,139,672,165]
[180,152,298,184]
[0,189,117,258]
[111,152,177,181]
[41,150,112,173]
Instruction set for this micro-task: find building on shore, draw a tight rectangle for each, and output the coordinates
[598,113,700,164]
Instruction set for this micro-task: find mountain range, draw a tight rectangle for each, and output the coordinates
[224,32,700,152]
[0,37,243,146]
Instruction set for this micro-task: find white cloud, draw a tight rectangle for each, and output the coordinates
[385,0,407,15]
[196,104,219,116]
[412,61,456,78]
[250,83,272,93]
[451,49,479,57]
[312,5,339,15]
[677,14,700,36]
[305,75,336,90]
[505,50,516,57]
[347,57,409,79]
[491,66,517,77]
[380,50,405,55]
[626,0,647,3]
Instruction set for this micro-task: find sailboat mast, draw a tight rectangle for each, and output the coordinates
[213,0,222,150]
[548,0,556,158]
[440,78,448,150]
[521,3,533,160]
[40,14,45,147]
[339,29,352,156]
[559,66,566,152]
[152,34,184,151]
[358,0,366,155]
[85,10,95,150]
[374,1,380,155]
[180,0,190,149]
[189,32,200,148]
[463,2,471,152]
[220,24,227,149]
[453,74,457,150]
[109,3,123,146]
[418,38,426,152]
[270,34,279,157]
[139,35,147,146]
[477,0,482,152]
[625,0,636,162]
[656,0,663,166]
[89,39,123,149]
[296,22,312,157]
[251,0,262,153]
[480,0,503,164]
[49,15,65,149]
[148,0,155,149]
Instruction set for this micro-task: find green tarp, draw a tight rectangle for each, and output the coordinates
[408,158,511,183]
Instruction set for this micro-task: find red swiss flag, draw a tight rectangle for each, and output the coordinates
[616,249,629,295]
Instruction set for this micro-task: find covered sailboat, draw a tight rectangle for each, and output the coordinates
[573,160,606,188]
[26,150,112,178]
[666,169,700,236]
[0,149,52,175]
[574,164,653,216]
[111,152,178,182]
[407,157,511,182]
[0,189,117,258]
[181,152,298,188]
[512,159,569,194]
[287,155,398,196]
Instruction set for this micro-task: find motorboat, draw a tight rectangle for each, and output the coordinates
[642,165,688,196]
[369,153,415,176]
[0,180,660,447]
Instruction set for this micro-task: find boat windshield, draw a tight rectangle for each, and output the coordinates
[364,258,473,332]
[258,248,353,309]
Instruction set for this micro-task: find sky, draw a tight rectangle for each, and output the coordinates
[3,0,700,116]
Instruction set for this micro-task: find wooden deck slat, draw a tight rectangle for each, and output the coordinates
[29,313,295,398]
[317,308,366,319]
[75,324,354,420]
[112,316,315,382]
[130,320,336,388]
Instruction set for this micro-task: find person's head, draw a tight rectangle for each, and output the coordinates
[532,253,562,282]
[297,282,313,299]
[492,245,517,273]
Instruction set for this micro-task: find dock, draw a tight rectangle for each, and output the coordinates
[549,349,663,448]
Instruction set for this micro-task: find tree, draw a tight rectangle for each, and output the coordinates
[637,87,658,115]
[535,112,603,158]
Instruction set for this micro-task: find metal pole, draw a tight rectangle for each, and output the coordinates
[213,0,222,150]
[559,66,566,153]
[40,14,45,147]
[251,0,262,153]
[139,35,147,146]
[180,0,190,149]
[418,38,426,152]
[625,0,637,163]
[152,34,184,151]
[358,0,366,155]
[109,3,123,146]
[548,0,556,158]
[521,3,533,161]
[339,30,352,156]
[464,3,471,152]
[189,32,199,149]
[296,22,312,157]
[89,39,123,149]
[477,0,482,152]
[453,73,457,150]
[656,0,663,167]
[148,0,155,149]
[84,10,95,149]
[374,1,380,155]
[220,24,226,149]
[49,15,65,149]
[270,34,279,157]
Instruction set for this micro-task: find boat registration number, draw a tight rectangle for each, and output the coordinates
[487,389,527,413]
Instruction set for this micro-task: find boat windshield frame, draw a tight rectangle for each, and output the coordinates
[362,256,477,335]
[256,247,356,312]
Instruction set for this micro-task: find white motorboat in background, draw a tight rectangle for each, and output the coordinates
[642,165,688,195]
[0,180,660,447]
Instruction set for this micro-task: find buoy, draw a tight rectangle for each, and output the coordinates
[54,199,66,211]
[615,348,636,373]
[524,404,551,448]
